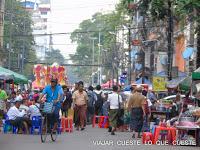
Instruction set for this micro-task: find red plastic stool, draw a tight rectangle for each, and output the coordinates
[92,115,101,128]
[102,116,109,128]
[153,126,176,144]
[142,132,153,144]
[65,118,73,133]
[99,116,109,128]
[61,117,65,132]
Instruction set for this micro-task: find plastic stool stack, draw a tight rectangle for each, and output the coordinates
[61,117,73,133]
[65,118,73,132]
[92,115,109,128]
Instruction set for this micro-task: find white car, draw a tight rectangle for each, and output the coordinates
[162,95,185,101]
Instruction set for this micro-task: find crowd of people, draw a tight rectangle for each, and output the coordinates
[0,79,200,141]
[0,87,41,134]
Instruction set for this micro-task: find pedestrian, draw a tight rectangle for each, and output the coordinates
[117,86,125,131]
[142,90,152,132]
[87,86,97,124]
[61,85,72,117]
[128,85,146,139]
[72,82,79,127]
[94,85,104,116]
[72,81,88,131]
[107,85,122,135]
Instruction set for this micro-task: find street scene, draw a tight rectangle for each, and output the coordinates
[0,0,200,150]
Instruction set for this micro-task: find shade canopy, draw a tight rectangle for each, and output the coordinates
[0,72,14,80]
[167,77,186,89]
[0,67,28,84]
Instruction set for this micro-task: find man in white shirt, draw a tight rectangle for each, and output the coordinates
[7,98,29,134]
[107,85,122,135]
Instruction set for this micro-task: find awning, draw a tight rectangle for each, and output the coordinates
[155,71,187,78]
[166,77,185,88]
[0,72,14,80]
[0,67,28,84]
[182,47,195,59]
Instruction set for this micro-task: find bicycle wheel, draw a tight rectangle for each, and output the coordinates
[51,128,58,142]
[41,116,48,143]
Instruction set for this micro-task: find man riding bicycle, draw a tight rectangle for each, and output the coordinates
[39,78,63,133]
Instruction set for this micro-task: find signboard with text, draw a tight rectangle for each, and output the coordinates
[153,76,167,91]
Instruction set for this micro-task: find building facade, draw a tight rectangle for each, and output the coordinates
[20,0,51,60]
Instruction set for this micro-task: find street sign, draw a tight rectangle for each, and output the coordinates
[153,76,167,91]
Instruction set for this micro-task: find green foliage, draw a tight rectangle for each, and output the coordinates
[4,0,36,77]
[43,48,65,65]
[150,0,168,20]
[70,10,128,82]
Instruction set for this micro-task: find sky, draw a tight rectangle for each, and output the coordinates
[50,0,119,59]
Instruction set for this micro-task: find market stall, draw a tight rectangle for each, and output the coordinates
[0,67,28,84]
[0,67,28,92]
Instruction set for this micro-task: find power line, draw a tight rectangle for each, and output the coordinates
[25,61,110,67]
[0,24,166,38]
[50,3,116,11]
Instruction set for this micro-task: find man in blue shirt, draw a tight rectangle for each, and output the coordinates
[39,78,63,132]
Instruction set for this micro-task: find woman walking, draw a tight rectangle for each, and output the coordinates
[128,85,146,139]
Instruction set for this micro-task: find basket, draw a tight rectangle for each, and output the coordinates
[42,102,54,114]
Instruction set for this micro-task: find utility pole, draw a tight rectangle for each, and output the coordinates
[128,25,132,85]
[21,0,27,73]
[167,0,173,80]
[98,31,101,85]
[112,46,115,87]
[90,37,97,86]
[92,39,95,86]
[8,0,13,70]
[115,30,119,86]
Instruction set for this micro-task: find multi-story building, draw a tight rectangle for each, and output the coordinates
[20,0,51,60]
[128,0,197,82]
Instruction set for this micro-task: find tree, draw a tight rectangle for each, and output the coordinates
[70,11,127,83]
[3,0,36,76]
[43,48,65,65]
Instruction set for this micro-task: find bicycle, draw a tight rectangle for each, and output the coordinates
[39,102,58,143]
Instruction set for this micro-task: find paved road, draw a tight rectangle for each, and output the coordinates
[0,126,199,150]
